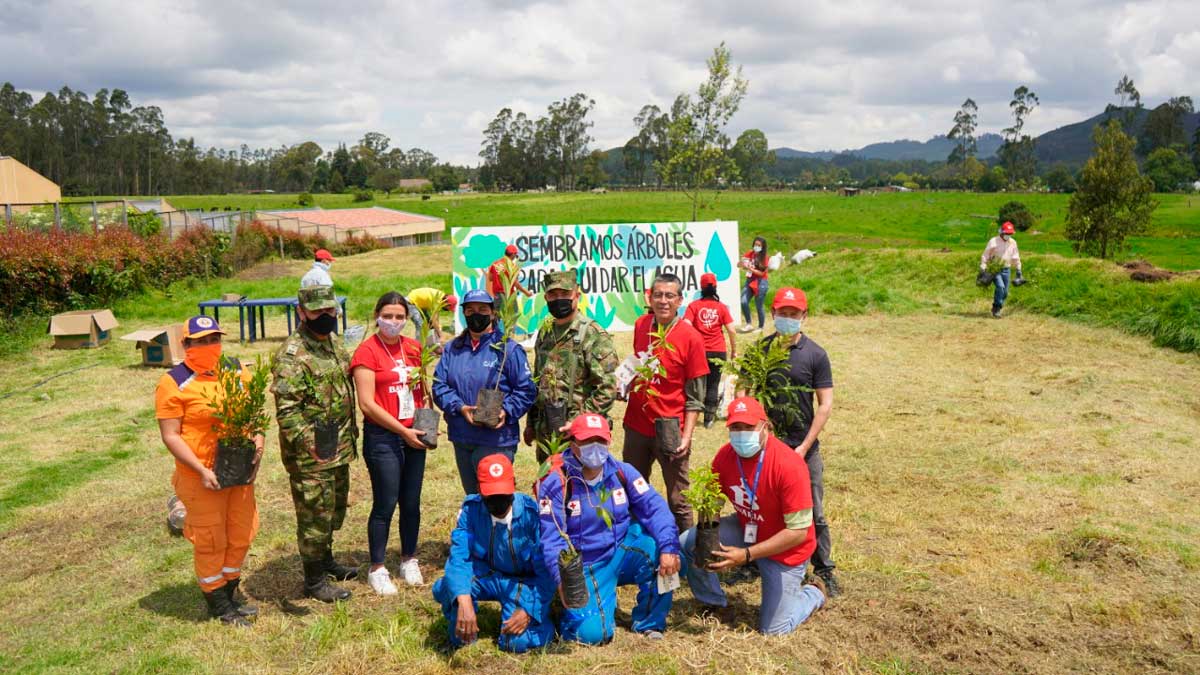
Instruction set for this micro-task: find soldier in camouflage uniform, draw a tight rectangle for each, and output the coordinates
[523,270,619,463]
[271,285,360,603]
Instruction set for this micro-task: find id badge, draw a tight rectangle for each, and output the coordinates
[397,386,415,420]
[657,572,681,595]
[744,523,758,544]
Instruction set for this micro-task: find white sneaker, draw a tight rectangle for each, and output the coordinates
[400,558,424,586]
[737,325,754,334]
[368,567,398,596]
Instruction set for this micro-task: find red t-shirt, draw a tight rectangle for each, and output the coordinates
[684,298,733,352]
[488,257,518,296]
[742,251,769,279]
[349,334,424,426]
[624,317,710,437]
[712,435,815,566]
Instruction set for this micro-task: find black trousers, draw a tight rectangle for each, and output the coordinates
[703,351,726,422]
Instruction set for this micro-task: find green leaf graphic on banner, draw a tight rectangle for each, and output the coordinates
[606,291,645,325]
[587,295,616,328]
[704,230,733,281]
[464,234,507,268]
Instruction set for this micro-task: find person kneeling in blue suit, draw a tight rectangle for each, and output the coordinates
[536,412,682,644]
[432,453,555,653]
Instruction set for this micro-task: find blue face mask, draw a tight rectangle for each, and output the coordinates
[579,442,609,470]
[774,317,803,336]
[730,430,762,458]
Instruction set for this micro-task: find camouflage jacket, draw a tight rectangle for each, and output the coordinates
[270,326,358,474]
[530,314,618,436]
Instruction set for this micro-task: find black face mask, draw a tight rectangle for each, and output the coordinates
[465,313,492,333]
[547,297,574,320]
[484,494,514,518]
[307,313,338,336]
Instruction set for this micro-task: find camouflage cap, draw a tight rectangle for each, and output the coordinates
[297,285,338,311]
[543,270,578,292]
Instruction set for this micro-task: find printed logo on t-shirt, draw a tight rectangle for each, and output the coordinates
[698,307,720,328]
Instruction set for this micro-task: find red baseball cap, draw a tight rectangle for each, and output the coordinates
[315,249,335,262]
[726,396,767,427]
[445,294,458,311]
[772,287,808,311]
[568,413,611,443]
[1000,221,1015,235]
[505,244,518,256]
[700,272,717,288]
[476,453,515,496]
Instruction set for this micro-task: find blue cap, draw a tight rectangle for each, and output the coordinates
[462,289,494,306]
[183,315,226,339]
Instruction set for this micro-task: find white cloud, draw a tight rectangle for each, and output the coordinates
[3,0,1199,165]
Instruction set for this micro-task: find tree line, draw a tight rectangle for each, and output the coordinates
[0,83,471,198]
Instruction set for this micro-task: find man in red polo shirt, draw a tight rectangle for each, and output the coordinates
[679,396,826,635]
[487,245,533,300]
[623,272,710,531]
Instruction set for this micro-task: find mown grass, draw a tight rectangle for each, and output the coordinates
[155,190,1200,271]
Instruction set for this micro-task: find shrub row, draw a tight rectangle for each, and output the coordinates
[0,221,388,318]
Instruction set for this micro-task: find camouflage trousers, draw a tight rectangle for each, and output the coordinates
[287,464,349,564]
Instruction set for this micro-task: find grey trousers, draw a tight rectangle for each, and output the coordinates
[806,442,835,572]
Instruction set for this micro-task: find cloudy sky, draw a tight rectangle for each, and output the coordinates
[5,0,1199,164]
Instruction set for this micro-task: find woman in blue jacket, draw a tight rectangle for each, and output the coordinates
[536,413,682,644]
[433,289,537,494]
[432,454,554,653]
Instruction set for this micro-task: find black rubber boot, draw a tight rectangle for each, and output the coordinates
[815,568,842,598]
[304,560,352,603]
[324,551,359,581]
[226,578,258,617]
[203,587,251,627]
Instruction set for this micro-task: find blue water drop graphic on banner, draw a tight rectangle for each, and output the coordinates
[704,231,732,281]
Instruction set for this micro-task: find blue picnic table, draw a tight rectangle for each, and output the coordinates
[199,296,348,342]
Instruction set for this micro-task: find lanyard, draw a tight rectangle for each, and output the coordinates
[735,443,766,509]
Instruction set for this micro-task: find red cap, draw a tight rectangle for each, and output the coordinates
[1000,221,1015,235]
[505,244,518,256]
[725,396,767,427]
[700,272,717,288]
[568,413,611,442]
[445,294,458,311]
[772,287,808,311]
[315,249,335,262]
[476,453,515,496]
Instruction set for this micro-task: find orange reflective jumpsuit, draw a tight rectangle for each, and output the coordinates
[155,362,260,592]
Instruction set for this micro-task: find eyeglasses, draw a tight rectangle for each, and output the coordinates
[650,292,679,300]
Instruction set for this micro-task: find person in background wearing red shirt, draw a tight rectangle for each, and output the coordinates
[684,272,736,429]
[623,273,711,531]
[679,396,826,634]
[350,292,429,593]
[737,236,770,333]
[487,244,533,300]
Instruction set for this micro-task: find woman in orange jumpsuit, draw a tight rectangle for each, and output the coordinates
[155,315,263,626]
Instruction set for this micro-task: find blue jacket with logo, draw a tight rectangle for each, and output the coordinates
[432,329,536,448]
[536,451,680,587]
[441,492,554,619]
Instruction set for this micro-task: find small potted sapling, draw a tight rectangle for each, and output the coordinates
[683,465,726,568]
[299,365,348,461]
[537,364,569,437]
[720,336,809,434]
[473,271,524,427]
[630,322,679,454]
[410,290,446,448]
[208,355,271,488]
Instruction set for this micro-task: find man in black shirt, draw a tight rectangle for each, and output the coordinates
[763,287,840,596]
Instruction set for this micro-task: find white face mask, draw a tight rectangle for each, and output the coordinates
[376,317,406,338]
[752,245,763,253]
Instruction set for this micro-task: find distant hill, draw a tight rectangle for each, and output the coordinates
[772,133,1003,163]
[774,147,838,160]
[1034,107,1200,164]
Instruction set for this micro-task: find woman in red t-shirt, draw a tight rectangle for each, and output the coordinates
[350,291,428,594]
[684,273,736,428]
[738,236,770,333]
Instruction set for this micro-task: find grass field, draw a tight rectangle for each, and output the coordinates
[2,246,1199,673]
[145,190,1200,272]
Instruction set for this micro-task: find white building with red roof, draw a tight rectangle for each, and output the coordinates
[258,206,445,247]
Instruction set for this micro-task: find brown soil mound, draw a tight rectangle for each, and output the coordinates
[1122,260,1175,282]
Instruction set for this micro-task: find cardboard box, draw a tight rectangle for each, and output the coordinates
[221,293,245,303]
[121,324,185,366]
[48,309,119,349]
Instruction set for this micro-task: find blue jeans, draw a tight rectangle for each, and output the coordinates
[363,421,426,563]
[406,302,424,339]
[741,278,769,328]
[432,572,554,653]
[992,267,1010,311]
[559,523,674,644]
[680,514,825,635]
[453,443,516,494]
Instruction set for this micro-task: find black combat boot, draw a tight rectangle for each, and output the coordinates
[225,578,258,617]
[304,560,352,603]
[203,587,252,627]
[815,567,841,598]
[324,551,359,581]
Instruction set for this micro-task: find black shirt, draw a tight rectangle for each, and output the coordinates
[763,333,834,448]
